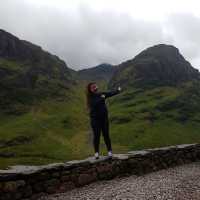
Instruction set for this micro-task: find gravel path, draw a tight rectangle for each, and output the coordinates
[40,162,200,200]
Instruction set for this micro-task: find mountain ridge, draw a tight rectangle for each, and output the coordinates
[108,44,200,89]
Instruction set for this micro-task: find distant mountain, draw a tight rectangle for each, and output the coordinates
[105,44,200,153]
[78,63,116,82]
[0,29,76,113]
[108,44,200,89]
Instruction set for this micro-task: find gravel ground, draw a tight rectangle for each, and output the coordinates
[40,162,200,200]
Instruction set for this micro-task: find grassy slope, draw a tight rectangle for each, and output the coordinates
[1,80,200,169]
[0,80,111,169]
[0,81,89,168]
[109,82,200,151]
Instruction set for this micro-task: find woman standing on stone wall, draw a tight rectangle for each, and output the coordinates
[86,82,122,159]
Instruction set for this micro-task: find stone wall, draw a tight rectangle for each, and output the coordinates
[1,143,200,200]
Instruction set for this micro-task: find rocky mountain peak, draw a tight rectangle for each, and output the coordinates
[109,44,200,89]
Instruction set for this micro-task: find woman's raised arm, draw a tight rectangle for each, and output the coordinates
[101,87,122,98]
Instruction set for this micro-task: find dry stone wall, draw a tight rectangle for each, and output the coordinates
[1,143,200,200]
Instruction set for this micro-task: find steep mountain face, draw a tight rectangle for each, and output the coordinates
[0,29,76,113]
[109,44,200,89]
[78,63,116,82]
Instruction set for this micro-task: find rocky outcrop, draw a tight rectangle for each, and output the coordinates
[0,143,200,200]
[109,44,200,89]
[0,30,40,60]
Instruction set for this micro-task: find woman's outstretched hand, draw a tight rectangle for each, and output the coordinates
[100,86,122,99]
[118,86,122,92]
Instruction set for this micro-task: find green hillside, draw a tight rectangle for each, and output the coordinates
[0,79,112,169]
[109,81,200,151]
[0,29,75,115]
[107,44,200,152]
[1,31,200,169]
[2,80,200,169]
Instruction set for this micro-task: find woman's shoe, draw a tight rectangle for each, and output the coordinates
[94,152,99,159]
[108,151,113,158]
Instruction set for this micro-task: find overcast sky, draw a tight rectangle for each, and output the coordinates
[1,0,200,70]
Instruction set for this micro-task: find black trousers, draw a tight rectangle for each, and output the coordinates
[90,115,112,153]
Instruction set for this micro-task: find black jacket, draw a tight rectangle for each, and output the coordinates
[89,89,120,119]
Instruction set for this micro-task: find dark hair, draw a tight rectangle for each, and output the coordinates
[86,82,96,111]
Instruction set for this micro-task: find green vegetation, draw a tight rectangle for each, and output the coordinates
[0,82,90,169]
[1,35,200,169]
[1,80,200,169]
[0,80,110,169]
[109,81,200,151]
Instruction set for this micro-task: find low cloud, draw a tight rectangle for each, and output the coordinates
[0,0,200,70]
